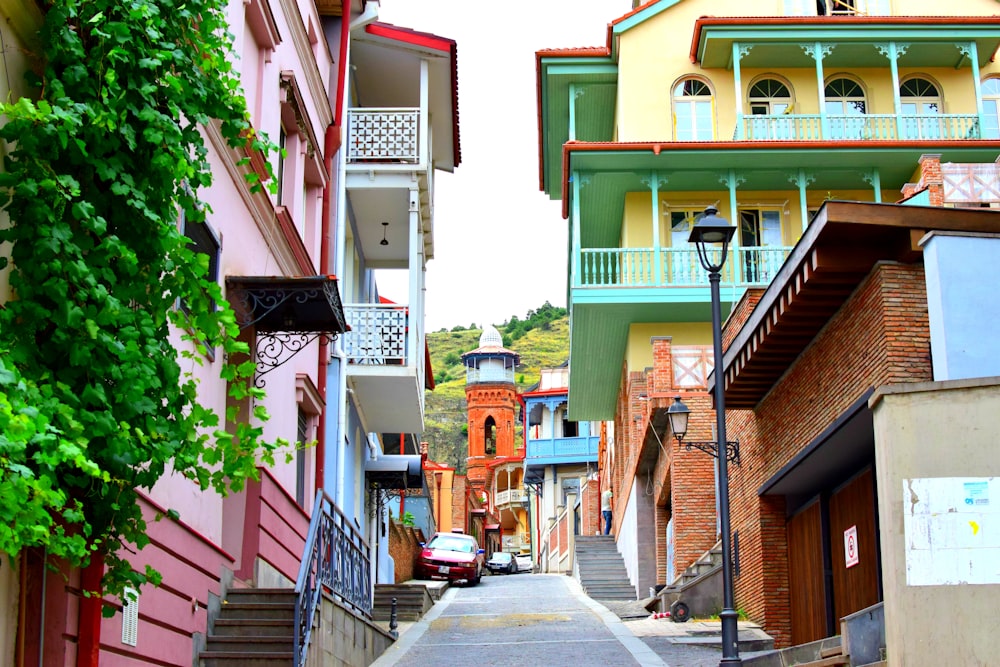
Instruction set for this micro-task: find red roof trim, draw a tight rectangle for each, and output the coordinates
[366,22,453,53]
[690,15,1000,65]
[365,22,461,168]
[521,388,569,398]
[559,139,1000,219]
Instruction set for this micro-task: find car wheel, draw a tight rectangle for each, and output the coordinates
[473,567,482,585]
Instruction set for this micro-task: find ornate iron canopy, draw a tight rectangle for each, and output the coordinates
[226,275,348,387]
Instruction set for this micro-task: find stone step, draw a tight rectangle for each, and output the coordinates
[204,636,294,653]
[212,619,294,638]
[216,602,296,620]
[224,588,296,605]
[200,651,294,667]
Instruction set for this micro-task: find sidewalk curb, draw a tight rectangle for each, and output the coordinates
[370,586,458,667]
[563,577,667,667]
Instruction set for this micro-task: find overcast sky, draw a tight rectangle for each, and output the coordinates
[374,1,632,332]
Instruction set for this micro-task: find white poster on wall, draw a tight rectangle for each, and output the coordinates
[903,477,1000,586]
[844,525,859,569]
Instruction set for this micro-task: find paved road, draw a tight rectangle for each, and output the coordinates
[371,573,731,667]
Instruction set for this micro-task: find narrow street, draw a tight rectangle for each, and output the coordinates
[372,573,735,667]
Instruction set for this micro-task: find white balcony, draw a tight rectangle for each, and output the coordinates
[346,108,421,165]
[343,303,425,434]
[495,489,526,508]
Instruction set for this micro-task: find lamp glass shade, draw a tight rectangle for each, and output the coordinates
[666,397,690,441]
[688,207,736,246]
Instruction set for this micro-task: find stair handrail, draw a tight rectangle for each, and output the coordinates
[294,490,372,667]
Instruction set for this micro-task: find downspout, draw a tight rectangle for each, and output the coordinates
[75,554,103,667]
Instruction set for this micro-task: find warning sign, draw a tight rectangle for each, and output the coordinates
[844,525,859,569]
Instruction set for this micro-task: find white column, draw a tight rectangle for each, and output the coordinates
[419,59,429,166]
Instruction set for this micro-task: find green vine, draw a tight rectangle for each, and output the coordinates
[0,0,281,606]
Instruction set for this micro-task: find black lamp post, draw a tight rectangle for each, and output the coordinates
[673,206,741,665]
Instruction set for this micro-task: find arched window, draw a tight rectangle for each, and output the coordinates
[900,77,942,139]
[982,78,1000,139]
[825,77,867,139]
[484,416,497,456]
[673,78,714,141]
[748,78,793,139]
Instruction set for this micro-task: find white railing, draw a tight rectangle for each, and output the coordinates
[495,489,526,507]
[672,345,713,389]
[737,113,979,141]
[343,303,408,365]
[943,162,1000,204]
[346,108,420,163]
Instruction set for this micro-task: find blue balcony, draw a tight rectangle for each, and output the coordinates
[525,435,600,466]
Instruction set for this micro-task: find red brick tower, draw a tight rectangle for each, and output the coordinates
[461,326,520,495]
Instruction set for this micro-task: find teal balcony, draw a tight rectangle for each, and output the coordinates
[576,245,792,288]
[525,435,600,466]
[738,114,980,142]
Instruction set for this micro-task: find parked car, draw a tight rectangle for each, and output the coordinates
[514,553,533,573]
[415,532,485,585]
[485,551,516,575]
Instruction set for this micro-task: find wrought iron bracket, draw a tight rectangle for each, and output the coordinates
[253,331,337,388]
[684,440,741,465]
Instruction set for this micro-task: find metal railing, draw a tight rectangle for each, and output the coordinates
[738,113,979,141]
[577,246,791,288]
[343,303,408,365]
[346,107,420,163]
[294,491,372,667]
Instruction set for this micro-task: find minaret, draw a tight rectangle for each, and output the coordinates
[461,326,519,493]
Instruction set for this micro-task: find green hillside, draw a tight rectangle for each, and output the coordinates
[422,307,569,472]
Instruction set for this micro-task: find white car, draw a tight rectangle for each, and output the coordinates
[514,553,533,573]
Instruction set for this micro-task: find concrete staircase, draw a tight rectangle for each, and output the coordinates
[199,588,295,667]
[656,540,723,618]
[373,583,436,622]
[575,535,636,601]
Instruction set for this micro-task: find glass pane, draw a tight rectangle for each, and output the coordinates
[983,79,1000,96]
[694,101,713,140]
[761,211,783,246]
[983,100,1000,139]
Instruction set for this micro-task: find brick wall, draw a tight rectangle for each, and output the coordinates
[452,475,467,534]
[387,521,426,583]
[581,477,601,536]
[727,262,930,647]
[723,288,766,350]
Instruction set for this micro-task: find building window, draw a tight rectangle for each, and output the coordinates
[747,78,793,139]
[296,407,308,505]
[180,209,221,344]
[825,77,867,139]
[982,78,1000,139]
[739,209,784,283]
[900,77,942,139]
[673,78,714,141]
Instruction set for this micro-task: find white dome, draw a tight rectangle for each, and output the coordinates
[479,325,503,348]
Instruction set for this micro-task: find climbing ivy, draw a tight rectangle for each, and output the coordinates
[0,0,282,605]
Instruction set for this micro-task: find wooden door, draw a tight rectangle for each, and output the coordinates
[787,498,827,645]
[828,467,880,620]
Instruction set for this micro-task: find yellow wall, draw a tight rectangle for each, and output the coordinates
[614,0,1000,144]
[625,322,713,371]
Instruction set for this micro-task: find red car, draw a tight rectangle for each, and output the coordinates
[415,532,485,585]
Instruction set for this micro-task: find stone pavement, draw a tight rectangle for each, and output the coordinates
[375,575,775,667]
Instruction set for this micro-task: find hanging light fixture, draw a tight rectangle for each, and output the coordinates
[380,222,389,246]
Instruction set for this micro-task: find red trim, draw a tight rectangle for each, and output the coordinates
[558,139,1000,219]
[521,388,569,398]
[365,22,462,168]
[76,555,104,667]
[366,22,453,53]
[690,15,1000,65]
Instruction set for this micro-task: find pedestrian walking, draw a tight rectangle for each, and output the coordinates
[601,488,613,535]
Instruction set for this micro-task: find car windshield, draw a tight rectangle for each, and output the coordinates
[491,553,512,562]
[426,535,476,553]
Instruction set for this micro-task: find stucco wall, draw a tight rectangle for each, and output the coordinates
[870,378,1000,667]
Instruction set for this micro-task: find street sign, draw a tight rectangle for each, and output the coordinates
[844,525,859,568]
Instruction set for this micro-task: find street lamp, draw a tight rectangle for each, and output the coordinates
[683,206,742,666]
